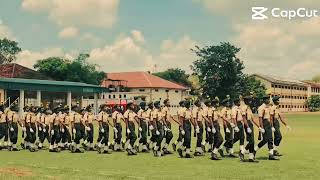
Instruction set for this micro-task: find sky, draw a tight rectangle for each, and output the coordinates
[0,0,320,80]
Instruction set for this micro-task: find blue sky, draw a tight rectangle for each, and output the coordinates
[0,0,320,79]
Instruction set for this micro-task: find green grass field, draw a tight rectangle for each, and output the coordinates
[0,113,319,180]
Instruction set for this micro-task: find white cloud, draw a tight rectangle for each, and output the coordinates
[79,33,104,47]
[58,26,79,39]
[16,48,72,69]
[131,30,145,43]
[22,0,119,28]
[0,23,15,40]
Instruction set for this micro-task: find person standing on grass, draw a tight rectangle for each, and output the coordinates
[177,100,193,158]
[49,106,62,153]
[6,103,20,151]
[151,101,163,157]
[193,100,204,156]
[136,101,149,153]
[241,96,260,162]
[271,96,291,156]
[70,106,85,153]
[171,100,185,152]
[210,98,223,160]
[201,100,211,152]
[27,106,38,152]
[96,104,111,154]
[124,102,139,156]
[82,105,95,151]
[161,99,174,155]
[112,105,125,152]
[254,95,278,160]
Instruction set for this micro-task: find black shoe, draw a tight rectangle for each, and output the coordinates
[239,152,245,161]
[122,142,126,149]
[75,148,84,153]
[194,151,204,156]
[269,155,279,160]
[20,143,25,149]
[228,154,237,158]
[97,147,103,154]
[172,143,177,151]
[207,148,212,153]
[163,148,172,155]
[29,147,36,152]
[185,154,193,158]
[177,148,183,158]
[141,149,149,153]
[248,159,258,163]
[274,150,282,156]
[134,145,140,152]
[103,150,111,154]
[11,147,19,151]
[211,153,220,160]
[201,145,206,153]
[218,149,225,157]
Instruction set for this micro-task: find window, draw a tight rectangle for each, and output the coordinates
[175,90,179,93]
[119,95,122,98]
[271,84,274,88]
[113,95,116,99]
[109,95,111,99]
[165,90,169,92]
[124,94,127,98]
[155,89,159,92]
[139,89,145,92]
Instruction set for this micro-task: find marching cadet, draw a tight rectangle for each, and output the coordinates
[39,107,52,149]
[70,105,85,153]
[210,98,223,160]
[49,106,62,152]
[136,102,149,152]
[161,99,175,154]
[58,106,70,150]
[177,100,193,158]
[6,103,20,151]
[0,104,7,150]
[241,96,260,162]
[147,102,156,150]
[83,105,95,151]
[36,106,45,149]
[20,106,30,149]
[271,96,291,156]
[254,95,278,160]
[96,104,111,154]
[219,99,236,158]
[124,102,139,155]
[231,98,248,161]
[112,105,124,151]
[200,100,211,152]
[151,101,163,157]
[172,100,185,152]
[193,100,204,156]
[26,106,37,152]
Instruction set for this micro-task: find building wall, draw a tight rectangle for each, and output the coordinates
[0,89,5,103]
[254,76,308,112]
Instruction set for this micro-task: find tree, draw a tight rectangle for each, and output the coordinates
[0,38,22,64]
[34,53,105,85]
[153,68,191,87]
[191,42,245,99]
[311,75,320,83]
[307,95,320,112]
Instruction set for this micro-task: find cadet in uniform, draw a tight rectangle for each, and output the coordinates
[0,104,7,150]
[231,98,247,161]
[39,107,52,149]
[83,105,95,150]
[219,99,236,157]
[136,102,149,152]
[112,105,124,151]
[161,99,174,154]
[6,103,20,151]
[70,106,85,153]
[147,102,156,150]
[151,101,163,157]
[201,100,211,152]
[27,106,38,152]
[96,104,111,154]
[211,98,223,160]
[36,106,45,149]
[254,96,278,160]
[271,96,291,156]
[20,106,30,149]
[241,96,259,162]
[177,100,193,158]
[49,107,62,152]
[124,102,139,155]
[172,100,185,151]
[193,100,204,156]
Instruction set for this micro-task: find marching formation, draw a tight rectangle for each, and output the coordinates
[0,95,291,162]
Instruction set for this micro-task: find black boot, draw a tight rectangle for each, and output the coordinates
[211,153,220,160]
[269,154,279,160]
[239,152,245,161]
[172,143,177,151]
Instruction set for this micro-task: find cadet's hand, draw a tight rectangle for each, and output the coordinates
[43,124,46,127]
[212,126,216,134]
[207,127,211,132]
[85,126,91,131]
[156,130,160,135]
[30,128,34,133]
[127,128,131,134]
[234,126,240,133]
[10,127,14,132]
[61,128,65,133]
[286,125,292,131]
[100,128,105,133]
[259,127,265,134]
[149,125,154,130]
[230,123,236,128]
[39,126,42,131]
[181,130,185,135]
[247,127,252,134]
[195,126,200,134]
[138,127,142,132]
[22,127,26,132]
[113,127,118,133]
[43,128,46,133]
[51,129,55,135]
[226,128,231,133]
[72,128,76,134]
[272,127,276,132]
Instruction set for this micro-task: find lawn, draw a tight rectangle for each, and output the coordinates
[0,113,319,180]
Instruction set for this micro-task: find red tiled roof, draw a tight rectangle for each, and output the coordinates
[105,72,187,90]
[0,63,50,80]
[304,81,320,88]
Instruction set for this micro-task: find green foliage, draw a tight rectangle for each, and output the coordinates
[307,95,320,112]
[191,42,245,100]
[153,68,191,87]
[311,75,320,83]
[0,38,22,64]
[34,53,105,85]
